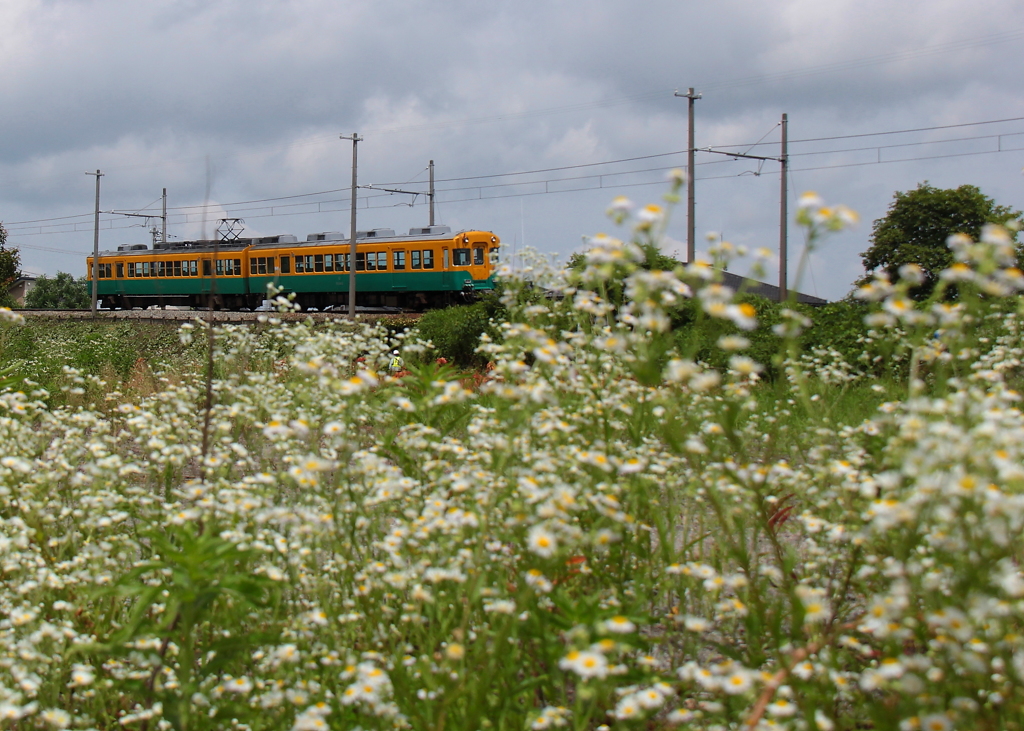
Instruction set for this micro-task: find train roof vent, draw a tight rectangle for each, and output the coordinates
[306,232,346,242]
[256,235,299,245]
[131,244,149,250]
[153,242,176,250]
[117,244,133,252]
[409,225,452,236]
[357,228,396,239]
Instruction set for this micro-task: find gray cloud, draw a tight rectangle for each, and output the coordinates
[2,0,1023,300]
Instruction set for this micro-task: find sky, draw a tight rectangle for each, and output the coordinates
[1,0,1023,301]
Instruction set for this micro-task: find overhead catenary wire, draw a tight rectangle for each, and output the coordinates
[7,117,1024,252]
[9,134,1024,245]
[7,114,1024,231]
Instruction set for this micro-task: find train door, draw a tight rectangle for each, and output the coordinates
[442,247,451,291]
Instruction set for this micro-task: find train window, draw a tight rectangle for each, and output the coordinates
[314,254,324,273]
[280,256,291,274]
[411,250,421,269]
[116,263,124,278]
[294,256,304,273]
[394,251,406,270]
[190,260,198,276]
[142,261,150,277]
[324,254,334,272]
[173,261,182,277]
[355,253,366,271]
[340,253,350,272]
[453,248,471,266]
[254,257,269,275]
[250,259,258,275]
[304,255,313,273]
[376,251,387,270]
[429,250,438,270]
[474,247,484,266]
[155,261,164,277]
[202,260,210,276]
[366,251,376,271]
[127,263,135,278]
[216,259,239,276]
[489,246,500,264]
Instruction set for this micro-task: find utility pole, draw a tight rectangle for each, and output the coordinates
[778,113,789,302]
[674,88,701,262]
[162,188,168,244]
[696,113,789,302]
[428,160,435,227]
[86,170,104,316]
[340,133,362,317]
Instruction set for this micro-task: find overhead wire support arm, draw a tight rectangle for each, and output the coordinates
[699,147,783,163]
[361,184,422,197]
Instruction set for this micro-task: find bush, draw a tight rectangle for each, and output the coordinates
[24,271,90,309]
[412,293,505,367]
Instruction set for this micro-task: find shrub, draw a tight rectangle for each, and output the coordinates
[411,293,505,367]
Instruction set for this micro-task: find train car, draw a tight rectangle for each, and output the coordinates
[87,225,501,311]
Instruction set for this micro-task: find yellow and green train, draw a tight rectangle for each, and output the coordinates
[87,226,501,310]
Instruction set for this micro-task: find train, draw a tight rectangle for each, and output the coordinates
[86,225,501,311]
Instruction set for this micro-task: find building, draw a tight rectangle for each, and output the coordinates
[7,275,37,306]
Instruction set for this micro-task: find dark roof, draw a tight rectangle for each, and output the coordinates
[719,271,828,305]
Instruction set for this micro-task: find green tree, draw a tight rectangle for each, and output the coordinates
[24,272,91,309]
[860,182,1023,299]
[0,225,21,309]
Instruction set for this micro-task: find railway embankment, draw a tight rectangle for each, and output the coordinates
[0,311,418,399]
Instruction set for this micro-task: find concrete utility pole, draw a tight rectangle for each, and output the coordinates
[428,160,435,227]
[340,133,362,317]
[86,170,104,315]
[674,88,701,262]
[162,188,168,244]
[778,113,789,302]
[696,113,790,302]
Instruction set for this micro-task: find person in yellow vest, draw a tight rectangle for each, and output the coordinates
[388,350,404,373]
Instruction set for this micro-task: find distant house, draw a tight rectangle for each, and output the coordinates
[7,275,37,306]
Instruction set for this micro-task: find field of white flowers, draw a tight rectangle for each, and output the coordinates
[1,183,1023,731]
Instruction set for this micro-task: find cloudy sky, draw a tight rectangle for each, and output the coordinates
[2,0,1023,300]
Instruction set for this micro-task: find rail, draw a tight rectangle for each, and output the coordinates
[15,309,420,324]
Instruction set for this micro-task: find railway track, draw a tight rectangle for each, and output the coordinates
[16,309,420,324]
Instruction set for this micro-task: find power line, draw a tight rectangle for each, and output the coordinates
[718,115,1024,149]
[10,136,1024,248]
[9,114,1024,230]
[8,116,1024,246]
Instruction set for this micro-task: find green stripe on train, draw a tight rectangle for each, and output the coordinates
[100,271,496,297]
